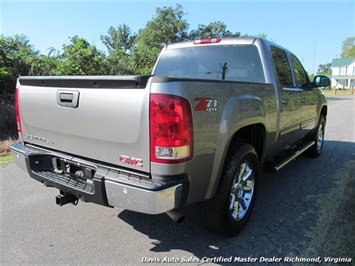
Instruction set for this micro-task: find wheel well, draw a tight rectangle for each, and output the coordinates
[321,106,327,120]
[230,124,265,160]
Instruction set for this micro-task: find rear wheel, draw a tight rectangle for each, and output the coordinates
[306,115,326,158]
[199,142,259,236]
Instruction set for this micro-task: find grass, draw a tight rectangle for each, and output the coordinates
[303,161,355,259]
[0,138,16,165]
[0,154,13,165]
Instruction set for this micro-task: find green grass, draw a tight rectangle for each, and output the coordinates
[0,139,17,164]
[0,154,14,165]
[303,161,355,259]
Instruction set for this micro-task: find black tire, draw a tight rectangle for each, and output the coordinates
[199,142,259,236]
[306,115,326,158]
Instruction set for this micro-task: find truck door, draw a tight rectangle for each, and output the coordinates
[271,46,302,150]
[289,54,317,136]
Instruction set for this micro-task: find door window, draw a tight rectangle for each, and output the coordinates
[290,54,310,89]
[271,46,293,87]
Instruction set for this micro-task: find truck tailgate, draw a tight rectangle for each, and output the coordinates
[18,76,151,173]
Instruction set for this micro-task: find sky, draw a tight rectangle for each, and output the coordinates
[1,0,354,75]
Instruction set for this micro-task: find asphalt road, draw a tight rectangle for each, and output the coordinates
[1,96,354,265]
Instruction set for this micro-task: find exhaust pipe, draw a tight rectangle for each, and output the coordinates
[56,194,78,206]
[166,210,185,224]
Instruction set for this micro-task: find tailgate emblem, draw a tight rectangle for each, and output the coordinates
[24,134,54,145]
[119,155,143,167]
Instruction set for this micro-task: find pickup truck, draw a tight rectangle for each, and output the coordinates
[11,37,330,236]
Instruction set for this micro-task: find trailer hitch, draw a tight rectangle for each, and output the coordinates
[56,192,79,206]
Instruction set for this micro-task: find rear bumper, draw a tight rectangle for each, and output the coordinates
[11,142,188,215]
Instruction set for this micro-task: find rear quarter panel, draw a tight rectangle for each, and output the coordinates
[149,77,277,204]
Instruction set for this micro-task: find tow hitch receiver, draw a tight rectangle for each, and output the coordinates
[56,192,78,206]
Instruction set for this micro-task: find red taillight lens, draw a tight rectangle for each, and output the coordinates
[150,94,193,164]
[15,87,22,133]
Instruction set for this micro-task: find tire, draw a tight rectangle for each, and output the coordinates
[199,142,259,236]
[306,115,326,158]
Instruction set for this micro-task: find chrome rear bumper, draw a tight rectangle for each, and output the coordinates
[11,142,186,214]
[105,180,182,214]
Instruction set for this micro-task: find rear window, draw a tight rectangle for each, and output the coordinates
[153,45,264,83]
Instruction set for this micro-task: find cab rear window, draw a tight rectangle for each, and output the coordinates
[153,45,265,83]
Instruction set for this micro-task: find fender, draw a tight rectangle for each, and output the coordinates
[205,94,268,199]
[312,88,328,136]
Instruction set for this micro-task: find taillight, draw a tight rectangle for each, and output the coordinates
[150,94,193,164]
[15,86,22,133]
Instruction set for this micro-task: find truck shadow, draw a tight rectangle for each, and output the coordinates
[117,140,355,261]
[326,96,354,101]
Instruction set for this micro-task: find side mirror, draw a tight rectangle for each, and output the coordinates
[313,75,330,87]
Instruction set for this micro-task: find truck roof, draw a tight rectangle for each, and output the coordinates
[164,37,259,50]
[164,37,292,57]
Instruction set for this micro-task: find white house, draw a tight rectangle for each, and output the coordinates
[331,58,355,88]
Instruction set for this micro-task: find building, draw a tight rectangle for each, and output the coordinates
[331,58,355,88]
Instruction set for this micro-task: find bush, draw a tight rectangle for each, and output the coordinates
[0,98,18,141]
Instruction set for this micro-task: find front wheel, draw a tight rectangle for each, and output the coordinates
[199,142,259,236]
[306,115,326,158]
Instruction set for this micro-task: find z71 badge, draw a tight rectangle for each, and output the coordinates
[194,98,218,112]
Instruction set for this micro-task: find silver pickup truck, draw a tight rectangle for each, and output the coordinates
[11,38,330,236]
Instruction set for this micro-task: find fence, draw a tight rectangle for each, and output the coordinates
[323,87,355,96]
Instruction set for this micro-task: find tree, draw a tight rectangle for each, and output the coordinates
[143,4,189,45]
[29,48,61,76]
[105,50,134,75]
[242,33,269,39]
[100,24,135,53]
[101,24,135,74]
[132,4,189,74]
[57,36,106,75]
[340,37,355,58]
[0,34,39,100]
[0,34,38,140]
[189,21,240,39]
[317,63,331,75]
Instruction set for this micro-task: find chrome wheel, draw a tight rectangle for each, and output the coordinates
[306,115,325,158]
[229,161,255,221]
[198,142,259,236]
[317,123,324,151]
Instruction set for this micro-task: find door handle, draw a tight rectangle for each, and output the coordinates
[57,90,80,108]
[59,93,73,103]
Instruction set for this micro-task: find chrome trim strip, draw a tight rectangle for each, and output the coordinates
[282,87,303,93]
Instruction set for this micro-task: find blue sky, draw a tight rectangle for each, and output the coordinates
[1,0,354,74]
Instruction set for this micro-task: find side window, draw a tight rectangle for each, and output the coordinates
[271,46,293,87]
[290,54,310,89]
